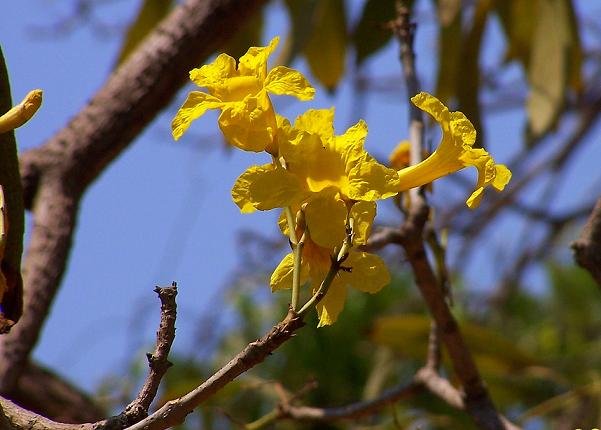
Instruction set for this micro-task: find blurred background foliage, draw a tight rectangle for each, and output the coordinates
[91,0,601,428]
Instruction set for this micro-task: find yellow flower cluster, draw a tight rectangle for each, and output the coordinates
[172,38,511,326]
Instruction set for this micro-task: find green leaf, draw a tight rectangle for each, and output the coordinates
[434,0,462,103]
[372,314,539,374]
[456,0,492,148]
[352,0,397,65]
[526,0,578,141]
[280,0,319,66]
[303,0,347,91]
[494,0,537,65]
[115,0,173,66]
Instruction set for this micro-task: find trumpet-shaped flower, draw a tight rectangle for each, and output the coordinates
[394,92,511,208]
[172,36,315,153]
[232,108,400,247]
[271,235,390,327]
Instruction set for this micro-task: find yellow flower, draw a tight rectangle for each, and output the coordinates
[395,92,511,208]
[171,36,315,153]
[388,140,411,170]
[270,236,390,327]
[0,89,43,134]
[232,108,400,247]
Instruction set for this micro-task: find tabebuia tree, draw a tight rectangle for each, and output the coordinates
[1,1,600,429]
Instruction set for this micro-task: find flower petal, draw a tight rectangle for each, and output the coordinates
[265,66,315,100]
[350,201,376,245]
[397,92,512,208]
[341,252,390,293]
[280,129,349,193]
[218,93,277,152]
[232,164,306,212]
[271,252,309,292]
[411,91,451,124]
[465,160,512,209]
[189,53,237,89]
[316,280,348,327]
[493,164,512,191]
[293,108,335,140]
[172,91,223,140]
[304,191,347,248]
[346,153,401,201]
[238,36,279,80]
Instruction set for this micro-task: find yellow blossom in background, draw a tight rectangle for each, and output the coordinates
[232,108,400,247]
[395,92,511,208]
[388,140,411,170]
[171,36,315,153]
[270,235,390,327]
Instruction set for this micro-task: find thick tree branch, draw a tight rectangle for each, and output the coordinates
[1,0,268,394]
[572,196,601,287]
[6,361,105,423]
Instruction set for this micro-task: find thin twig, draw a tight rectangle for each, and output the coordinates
[118,284,178,425]
[0,307,305,430]
[391,3,513,429]
[280,383,421,422]
[126,308,304,430]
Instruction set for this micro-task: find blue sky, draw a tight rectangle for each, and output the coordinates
[1,0,599,395]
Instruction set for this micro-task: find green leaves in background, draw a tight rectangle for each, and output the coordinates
[434,0,493,148]
[371,313,538,375]
[284,0,347,91]
[525,0,581,141]
[496,0,582,143]
[434,0,462,104]
[115,0,174,66]
[352,0,396,66]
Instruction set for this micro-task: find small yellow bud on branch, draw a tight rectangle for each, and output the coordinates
[0,89,43,134]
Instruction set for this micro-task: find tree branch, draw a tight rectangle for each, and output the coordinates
[0,307,304,430]
[105,284,178,428]
[126,308,304,430]
[572,196,601,287]
[279,383,421,422]
[0,0,268,394]
[390,4,513,429]
[6,361,105,423]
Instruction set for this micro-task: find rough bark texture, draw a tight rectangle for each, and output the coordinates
[6,361,105,424]
[127,309,305,430]
[572,196,601,286]
[0,0,267,395]
[0,309,304,430]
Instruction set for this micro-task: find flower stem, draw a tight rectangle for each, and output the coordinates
[298,237,352,316]
[291,230,306,311]
[271,154,298,246]
[284,207,298,245]
[244,409,279,430]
